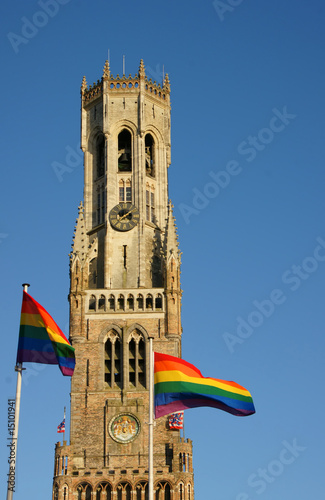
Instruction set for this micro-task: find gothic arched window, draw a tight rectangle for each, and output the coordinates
[146,294,153,310]
[155,294,163,310]
[54,484,59,500]
[155,482,171,500]
[98,295,105,310]
[136,482,148,500]
[117,482,131,500]
[89,294,96,311]
[137,294,144,310]
[96,482,112,500]
[127,294,134,310]
[118,130,132,171]
[108,294,115,311]
[128,331,146,389]
[77,483,92,500]
[105,332,122,388]
[145,134,155,177]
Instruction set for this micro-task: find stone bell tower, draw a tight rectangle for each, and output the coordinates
[52,60,194,500]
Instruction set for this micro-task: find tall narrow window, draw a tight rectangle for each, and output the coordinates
[146,189,150,220]
[96,185,106,225]
[96,134,105,178]
[145,134,155,177]
[118,130,132,171]
[125,179,132,202]
[146,184,155,223]
[128,332,146,388]
[180,484,184,500]
[105,333,122,388]
[151,191,155,223]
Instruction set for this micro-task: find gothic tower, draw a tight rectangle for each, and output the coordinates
[52,60,194,500]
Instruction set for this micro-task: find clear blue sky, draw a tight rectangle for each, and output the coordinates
[1,0,325,498]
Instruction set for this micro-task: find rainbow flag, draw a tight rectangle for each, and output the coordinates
[16,291,75,376]
[154,352,255,418]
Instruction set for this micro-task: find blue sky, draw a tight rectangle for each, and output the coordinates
[1,0,325,498]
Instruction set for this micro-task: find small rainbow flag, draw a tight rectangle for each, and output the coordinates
[16,291,75,376]
[154,352,255,418]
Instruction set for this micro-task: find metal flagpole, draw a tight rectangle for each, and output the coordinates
[63,406,66,445]
[148,337,154,500]
[6,283,29,500]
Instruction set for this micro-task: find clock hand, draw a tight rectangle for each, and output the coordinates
[119,210,132,221]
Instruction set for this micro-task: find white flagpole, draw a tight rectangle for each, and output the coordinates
[148,337,154,500]
[6,283,29,500]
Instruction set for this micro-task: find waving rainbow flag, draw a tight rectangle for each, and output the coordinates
[154,352,255,418]
[16,291,75,376]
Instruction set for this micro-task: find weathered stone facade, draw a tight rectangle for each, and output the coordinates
[52,60,194,500]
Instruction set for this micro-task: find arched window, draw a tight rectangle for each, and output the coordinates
[96,482,112,500]
[136,482,148,500]
[117,482,131,500]
[105,332,122,388]
[108,294,115,311]
[77,483,92,500]
[63,485,68,500]
[137,294,144,310]
[118,294,125,310]
[179,483,184,500]
[155,482,171,500]
[155,294,163,310]
[187,484,191,500]
[98,295,105,311]
[146,294,153,310]
[118,130,132,171]
[128,331,146,388]
[145,134,155,177]
[89,294,96,311]
[127,294,134,310]
[54,484,59,500]
[96,134,105,178]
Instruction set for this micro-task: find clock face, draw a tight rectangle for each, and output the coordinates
[109,203,139,231]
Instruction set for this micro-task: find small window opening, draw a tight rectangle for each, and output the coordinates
[146,294,153,309]
[118,295,124,310]
[155,294,162,310]
[137,294,143,310]
[89,295,96,311]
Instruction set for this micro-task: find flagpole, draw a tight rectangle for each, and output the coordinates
[63,406,66,445]
[148,337,154,500]
[6,283,29,500]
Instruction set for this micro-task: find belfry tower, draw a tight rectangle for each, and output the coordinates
[52,60,194,500]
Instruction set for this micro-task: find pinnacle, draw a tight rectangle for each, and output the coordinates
[103,60,110,78]
[139,59,145,77]
[81,76,87,92]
